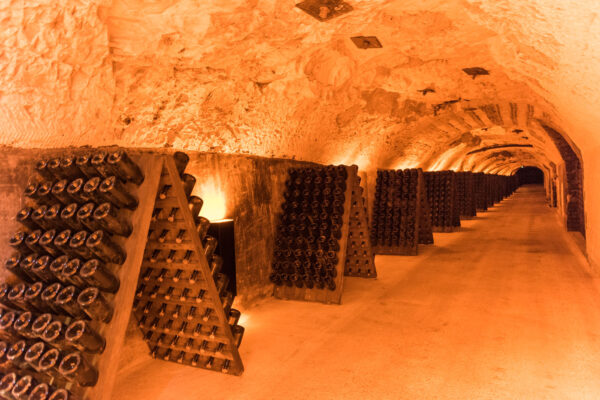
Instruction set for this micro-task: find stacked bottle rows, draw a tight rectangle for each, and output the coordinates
[344,176,375,278]
[474,173,488,211]
[133,153,244,374]
[418,182,434,245]
[455,172,477,218]
[0,150,143,399]
[371,169,420,248]
[423,171,460,230]
[269,166,348,291]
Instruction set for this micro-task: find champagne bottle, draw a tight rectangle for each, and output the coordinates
[31,206,51,231]
[36,181,55,206]
[39,230,59,257]
[11,374,38,399]
[99,176,138,210]
[76,153,98,178]
[107,150,144,185]
[61,258,87,288]
[51,179,74,205]
[77,287,113,323]
[25,230,44,254]
[55,286,86,319]
[79,259,119,293]
[5,253,33,283]
[24,283,50,313]
[90,152,113,178]
[24,341,47,371]
[60,204,83,231]
[27,382,51,400]
[173,152,189,176]
[16,207,38,231]
[86,230,126,265]
[40,283,63,314]
[13,311,37,339]
[9,231,30,254]
[58,351,99,386]
[93,202,132,237]
[65,320,105,354]
[69,231,95,259]
[35,160,54,181]
[31,255,55,282]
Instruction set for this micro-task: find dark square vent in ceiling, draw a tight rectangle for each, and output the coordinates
[296,0,353,21]
[350,36,382,49]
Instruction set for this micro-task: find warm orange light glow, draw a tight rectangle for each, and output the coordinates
[193,177,227,221]
[393,159,420,170]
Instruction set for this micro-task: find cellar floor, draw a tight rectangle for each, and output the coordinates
[113,185,600,400]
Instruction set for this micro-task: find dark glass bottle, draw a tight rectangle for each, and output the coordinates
[188,196,203,217]
[93,202,132,237]
[107,150,144,185]
[25,230,45,253]
[65,320,105,354]
[82,177,103,202]
[61,259,86,289]
[38,348,61,375]
[59,155,82,180]
[86,230,126,265]
[16,207,38,231]
[90,152,113,178]
[5,252,33,283]
[173,152,189,176]
[35,160,54,181]
[46,158,63,179]
[79,259,119,293]
[77,287,113,323]
[76,202,99,232]
[203,236,218,261]
[39,231,59,257]
[41,320,68,349]
[24,182,40,205]
[55,286,86,319]
[196,216,211,240]
[6,340,29,369]
[24,341,47,371]
[182,174,196,197]
[36,182,55,206]
[31,206,51,231]
[24,283,50,313]
[75,153,98,178]
[69,231,94,259]
[53,231,74,257]
[51,180,74,205]
[40,283,63,314]
[31,255,55,282]
[27,382,50,400]
[60,204,83,231]
[99,176,138,210]
[8,283,29,311]
[66,178,86,203]
[9,231,30,254]
[44,204,67,231]
[30,313,53,338]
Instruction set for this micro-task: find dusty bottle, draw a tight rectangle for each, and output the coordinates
[60,204,83,231]
[8,283,29,311]
[0,373,18,398]
[82,177,103,202]
[38,348,62,375]
[188,196,203,217]
[51,180,74,205]
[44,204,68,231]
[86,230,126,265]
[13,311,38,339]
[203,236,218,261]
[28,382,51,400]
[69,231,95,259]
[9,231,30,254]
[55,286,85,319]
[66,178,86,203]
[16,207,38,231]
[31,206,51,231]
[99,176,138,210]
[24,182,40,205]
[53,230,75,257]
[24,283,50,313]
[196,216,211,240]
[65,320,105,354]
[60,155,82,180]
[173,152,189,176]
[36,182,55,206]
[40,283,63,314]
[90,152,113,178]
[39,231,60,257]
[93,202,132,237]
[25,230,45,254]
[76,203,99,232]
[24,341,47,371]
[41,320,68,349]
[5,252,33,283]
[77,287,113,323]
[62,259,88,289]
[30,314,53,338]
[0,309,17,335]
[46,158,63,179]
[6,340,29,369]
[31,255,55,283]
[35,160,54,181]
[79,259,119,293]
[107,150,144,185]
[75,153,98,178]
[182,174,196,197]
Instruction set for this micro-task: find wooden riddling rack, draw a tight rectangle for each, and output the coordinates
[0,149,162,400]
[344,172,376,278]
[269,165,356,304]
[418,177,434,245]
[370,169,423,256]
[474,172,489,212]
[423,171,460,232]
[132,155,245,376]
[455,172,477,219]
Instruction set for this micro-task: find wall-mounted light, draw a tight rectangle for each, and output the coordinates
[193,177,227,221]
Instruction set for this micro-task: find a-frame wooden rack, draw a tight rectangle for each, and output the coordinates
[132,155,244,375]
[344,171,376,278]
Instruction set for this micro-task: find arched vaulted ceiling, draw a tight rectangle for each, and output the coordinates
[0,0,598,175]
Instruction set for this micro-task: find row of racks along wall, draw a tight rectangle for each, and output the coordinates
[0,150,246,400]
[132,154,244,376]
[0,149,162,400]
[371,170,520,254]
[269,165,376,305]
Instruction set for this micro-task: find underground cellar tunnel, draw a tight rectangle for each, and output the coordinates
[0,0,599,398]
